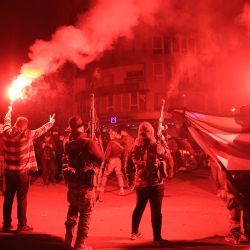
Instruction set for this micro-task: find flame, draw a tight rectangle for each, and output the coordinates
[8,69,42,103]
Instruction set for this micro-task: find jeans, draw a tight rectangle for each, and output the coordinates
[3,171,30,227]
[132,184,164,241]
[41,159,56,185]
[0,156,5,193]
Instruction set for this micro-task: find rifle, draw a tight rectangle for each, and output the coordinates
[89,93,106,201]
[90,93,104,152]
[158,99,166,142]
[157,99,174,178]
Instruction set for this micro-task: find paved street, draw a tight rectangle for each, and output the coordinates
[0,168,249,250]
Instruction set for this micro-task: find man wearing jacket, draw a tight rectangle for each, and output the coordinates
[63,116,104,250]
[127,121,169,246]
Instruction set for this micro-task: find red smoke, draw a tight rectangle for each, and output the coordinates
[162,0,250,111]
[15,0,250,113]
[21,0,160,77]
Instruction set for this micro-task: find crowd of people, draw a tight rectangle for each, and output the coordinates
[0,107,248,249]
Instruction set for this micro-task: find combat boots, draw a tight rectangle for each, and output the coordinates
[65,228,74,248]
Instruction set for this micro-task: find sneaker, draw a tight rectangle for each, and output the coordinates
[130,232,142,240]
[64,229,73,247]
[119,187,125,196]
[127,184,135,191]
[225,234,240,245]
[217,189,227,199]
[75,246,92,250]
[245,236,250,242]
[74,241,92,250]
[96,187,104,202]
[153,238,169,246]
[2,225,13,233]
[96,193,103,202]
[178,166,187,171]
[16,225,33,233]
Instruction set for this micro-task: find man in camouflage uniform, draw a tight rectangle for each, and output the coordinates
[63,116,104,250]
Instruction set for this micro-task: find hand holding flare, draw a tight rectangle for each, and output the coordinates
[8,69,42,104]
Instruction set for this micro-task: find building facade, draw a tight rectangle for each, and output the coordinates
[72,26,221,129]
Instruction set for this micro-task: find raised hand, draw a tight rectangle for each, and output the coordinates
[49,113,55,123]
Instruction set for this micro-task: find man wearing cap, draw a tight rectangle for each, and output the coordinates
[2,106,55,233]
[63,116,104,250]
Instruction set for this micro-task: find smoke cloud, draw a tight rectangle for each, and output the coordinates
[21,0,160,76]
[19,0,250,112]
[152,0,250,111]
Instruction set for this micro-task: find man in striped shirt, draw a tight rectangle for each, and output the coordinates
[2,106,55,233]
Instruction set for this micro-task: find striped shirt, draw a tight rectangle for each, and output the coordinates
[3,110,54,173]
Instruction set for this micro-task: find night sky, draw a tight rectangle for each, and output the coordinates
[0,0,89,116]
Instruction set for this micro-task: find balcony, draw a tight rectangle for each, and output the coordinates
[76,81,150,99]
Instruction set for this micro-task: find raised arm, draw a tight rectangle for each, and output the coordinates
[31,113,55,139]
[3,106,13,136]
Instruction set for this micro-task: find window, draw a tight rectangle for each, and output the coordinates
[164,36,172,54]
[103,74,114,86]
[107,95,114,112]
[165,64,172,81]
[153,63,164,82]
[77,99,88,117]
[181,37,188,53]
[114,94,122,112]
[74,78,86,92]
[188,38,196,53]
[77,101,82,117]
[122,93,130,112]
[124,70,144,84]
[152,36,164,54]
[154,93,165,111]
[139,93,146,112]
[126,70,144,78]
[96,96,107,114]
[131,92,138,112]
[172,37,180,53]
[99,96,107,113]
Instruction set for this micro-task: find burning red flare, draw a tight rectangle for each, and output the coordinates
[8,69,42,103]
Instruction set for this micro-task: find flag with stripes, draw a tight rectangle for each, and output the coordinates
[173,109,250,171]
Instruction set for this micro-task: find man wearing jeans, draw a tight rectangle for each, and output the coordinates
[127,121,170,246]
[0,124,5,196]
[2,106,55,233]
